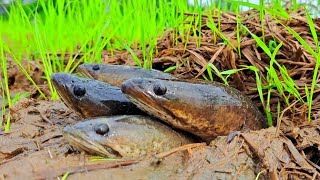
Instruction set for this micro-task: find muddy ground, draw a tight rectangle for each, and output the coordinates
[1,8,320,179]
[1,98,320,179]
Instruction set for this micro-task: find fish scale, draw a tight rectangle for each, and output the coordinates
[121,78,267,141]
[63,115,195,158]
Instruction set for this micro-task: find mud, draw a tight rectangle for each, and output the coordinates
[0,99,80,179]
[0,98,319,179]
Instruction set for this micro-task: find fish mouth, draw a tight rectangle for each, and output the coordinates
[121,80,176,125]
[63,126,122,158]
[77,65,94,79]
[51,75,84,118]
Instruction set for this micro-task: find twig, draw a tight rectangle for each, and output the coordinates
[39,110,53,125]
[47,149,53,159]
[275,99,301,137]
[34,159,140,179]
[154,143,206,159]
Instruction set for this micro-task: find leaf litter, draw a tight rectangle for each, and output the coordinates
[1,8,320,179]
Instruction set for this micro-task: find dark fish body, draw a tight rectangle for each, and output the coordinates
[51,73,143,118]
[77,64,176,87]
[121,78,267,141]
[63,115,194,158]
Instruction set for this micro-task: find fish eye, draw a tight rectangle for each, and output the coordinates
[153,83,167,95]
[94,124,109,136]
[92,64,100,71]
[73,85,86,96]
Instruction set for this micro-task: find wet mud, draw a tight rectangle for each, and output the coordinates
[1,99,320,179]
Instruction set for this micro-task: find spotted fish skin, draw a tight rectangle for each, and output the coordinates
[63,115,195,158]
[121,78,267,141]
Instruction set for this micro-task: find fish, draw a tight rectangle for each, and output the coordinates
[121,78,268,141]
[63,115,194,158]
[51,73,143,118]
[77,64,176,87]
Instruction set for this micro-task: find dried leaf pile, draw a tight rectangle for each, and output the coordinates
[102,8,320,124]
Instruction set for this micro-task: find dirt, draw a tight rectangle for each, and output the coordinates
[1,8,320,179]
[1,99,320,179]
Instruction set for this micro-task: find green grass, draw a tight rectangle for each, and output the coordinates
[0,76,5,127]
[235,6,241,58]
[242,24,305,124]
[1,0,320,130]
[1,41,12,131]
[207,15,237,51]
[88,155,119,162]
[275,9,320,122]
[61,172,70,180]
[304,8,320,122]
[0,0,202,130]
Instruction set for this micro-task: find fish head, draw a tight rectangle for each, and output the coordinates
[77,64,102,79]
[77,64,177,87]
[77,64,126,86]
[63,115,192,158]
[51,73,115,118]
[120,78,198,126]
